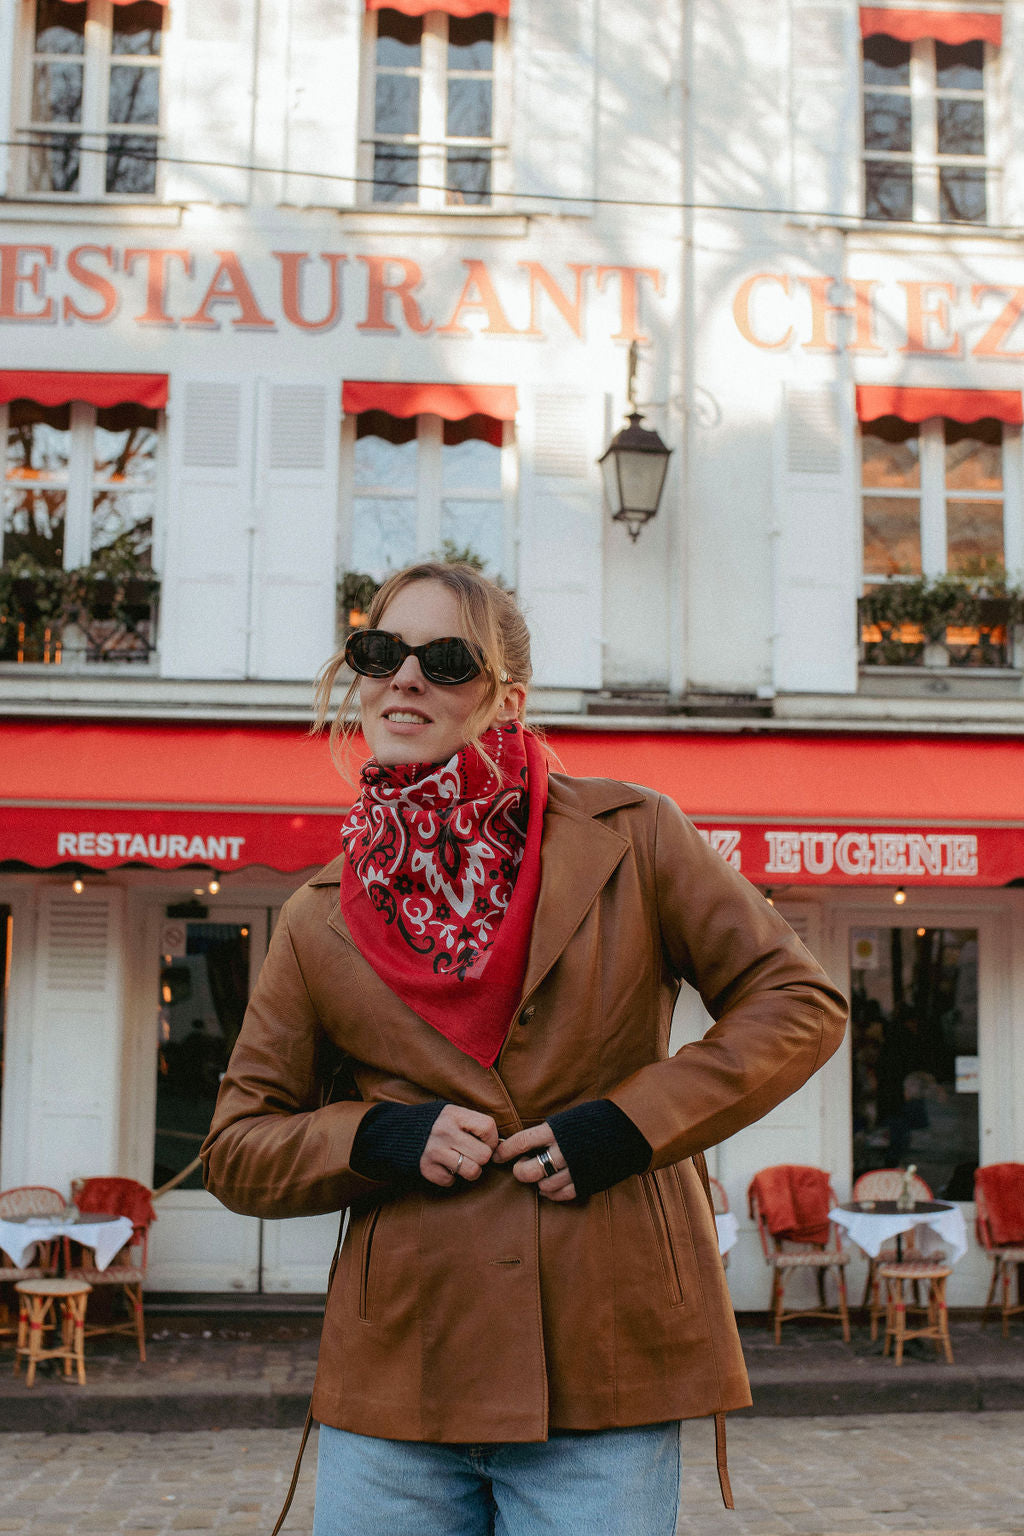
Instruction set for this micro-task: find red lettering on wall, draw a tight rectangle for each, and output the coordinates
[970,285,1024,360]
[356,256,432,334]
[62,245,119,324]
[0,245,55,322]
[520,262,590,338]
[274,252,347,332]
[437,259,519,336]
[732,272,793,350]
[182,251,275,330]
[801,276,884,354]
[124,248,192,327]
[900,281,960,356]
[595,266,662,343]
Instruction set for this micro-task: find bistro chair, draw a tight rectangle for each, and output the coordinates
[66,1178,156,1362]
[974,1162,1024,1337]
[0,1186,65,1348]
[852,1167,934,1340]
[748,1165,851,1344]
[877,1259,953,1365]
[709,1176,732,1268]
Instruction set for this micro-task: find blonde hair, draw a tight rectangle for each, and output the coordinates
[312,562,533,781]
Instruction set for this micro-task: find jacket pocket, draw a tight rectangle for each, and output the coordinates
[358,1204,384,1322]
[640,1170,685,1308]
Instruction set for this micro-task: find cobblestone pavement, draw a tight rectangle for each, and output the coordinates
[0,1414,1021,1535]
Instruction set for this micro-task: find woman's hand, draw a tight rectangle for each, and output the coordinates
[420,1104,500,1187]
[493,1123,577,1202]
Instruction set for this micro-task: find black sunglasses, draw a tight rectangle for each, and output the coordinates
[344,628,484,686]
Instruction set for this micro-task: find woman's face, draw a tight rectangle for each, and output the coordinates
[359,579,523,767]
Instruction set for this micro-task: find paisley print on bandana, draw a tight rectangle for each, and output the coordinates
[339,722,548,1066]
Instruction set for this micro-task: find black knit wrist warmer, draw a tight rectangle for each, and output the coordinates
[546,1099,652,1198]
[350,1100,447,1184]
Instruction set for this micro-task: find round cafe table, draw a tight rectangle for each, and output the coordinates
[829,1199,968,1264]
[0,1213,133,1274]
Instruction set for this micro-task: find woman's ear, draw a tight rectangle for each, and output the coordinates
[495,682,527,722]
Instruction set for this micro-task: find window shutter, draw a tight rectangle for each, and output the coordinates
[249,381,340,681]
[161,380,255,679]
[519,392,603,689]
[790,1,861,216]
[772,382,858,694]
[26,892,124,1191]
[283,0,360,206]
[513,0,596,211]
[163,2,256,203]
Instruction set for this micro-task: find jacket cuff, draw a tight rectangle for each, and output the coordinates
[349,1100,447,1184]
[547,1100,652,1198]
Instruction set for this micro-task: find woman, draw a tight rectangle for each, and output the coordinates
[201,561,847,1536]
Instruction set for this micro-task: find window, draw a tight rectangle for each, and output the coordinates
[16,0,163,198]
[850,925,979,1200]
[361,7,505,207]
[862,32,993,222]
[346,411,510,581]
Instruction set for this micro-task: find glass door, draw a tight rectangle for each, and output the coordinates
[850,923,980,1200]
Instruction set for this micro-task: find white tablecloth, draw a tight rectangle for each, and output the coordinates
[828,1203,968,1265]
[715,1212,739,1257]
[0,1215,134,1272]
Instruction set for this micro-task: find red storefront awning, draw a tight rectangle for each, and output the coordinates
[366,0,509,16]
[342,381,517,421]
[859,8,1002,46]
[856,385,1023,426]
[0,371,168,410]
[2,721,1023,885]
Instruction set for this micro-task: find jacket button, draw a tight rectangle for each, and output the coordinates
[519,1006,536,1026]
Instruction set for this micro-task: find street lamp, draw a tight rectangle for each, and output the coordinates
[598,341,672,542]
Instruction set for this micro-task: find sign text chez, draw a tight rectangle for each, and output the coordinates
[733,271,1024,359]
[0,243,663,341]
[696,825,985,884]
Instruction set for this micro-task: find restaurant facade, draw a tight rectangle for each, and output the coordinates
[1,0,1023,1311]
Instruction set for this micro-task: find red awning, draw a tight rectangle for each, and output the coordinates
[366,0,508,15]
[2,721,1024,885]
[0,371,168,410]
[856,385,1023,426]
[859,8,1001,45]
[343,381,516,422]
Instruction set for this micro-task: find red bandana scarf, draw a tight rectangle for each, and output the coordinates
[339,722,548,1067]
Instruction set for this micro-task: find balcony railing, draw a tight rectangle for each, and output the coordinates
[858,580,1024,671]
[0,562,159,667]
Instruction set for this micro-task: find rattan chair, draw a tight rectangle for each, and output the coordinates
[0,1187,65,1345]
[852,1168,934,1340]
[974,1163,1024,1337]
[748,1166,851,1344]
[66,1178,155,1362]
[709,1177,732,1268]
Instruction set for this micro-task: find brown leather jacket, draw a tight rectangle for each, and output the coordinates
[202,775,847,1442]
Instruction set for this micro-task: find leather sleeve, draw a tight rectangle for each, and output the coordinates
[605,793,848,1166]
[200,902,383,1219]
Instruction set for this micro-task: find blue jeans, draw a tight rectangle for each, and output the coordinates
[313,1421,682,1536]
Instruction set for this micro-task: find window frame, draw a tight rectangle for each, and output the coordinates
[357,7,510,211]
[0,398,166,573]
[339,409,517,585]
[860,32,1001,225]
[858,414,1023,586]
[13,0,164,202]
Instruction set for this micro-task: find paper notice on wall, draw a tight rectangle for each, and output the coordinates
[161,921,187,958]
[850,930,880,969]
[955,1055,979,1093]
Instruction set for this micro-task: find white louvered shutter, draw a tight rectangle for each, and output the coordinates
[513,0,596,211]
[249,381,339,681]
[518,392,604,689]
[26,892,124,1191]
[772,382,858,694]
[163,0,256,203]
[161,380,255,679]
[283,0,360,206]
[790,1,861,216]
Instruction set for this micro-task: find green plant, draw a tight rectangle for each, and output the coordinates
[859,572,1024,666]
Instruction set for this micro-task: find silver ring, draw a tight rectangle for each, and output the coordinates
[536,1147,557,1179]
[453,1152,464,1176]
